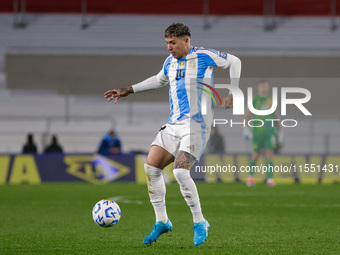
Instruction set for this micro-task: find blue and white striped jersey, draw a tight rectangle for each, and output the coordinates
[157,46,232,129]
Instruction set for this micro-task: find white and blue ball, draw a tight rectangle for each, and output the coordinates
[92,199,121,227]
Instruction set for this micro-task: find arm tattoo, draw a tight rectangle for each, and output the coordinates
[125,86,134,94]
[173,150,196,170]
[120,86,133,96]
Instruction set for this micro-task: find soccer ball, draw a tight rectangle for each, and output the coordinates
[92,199,121,227]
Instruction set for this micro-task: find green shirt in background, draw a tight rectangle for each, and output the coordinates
[251,95,277,135]
[251,95,277,152]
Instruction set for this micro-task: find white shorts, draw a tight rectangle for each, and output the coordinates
[151,121,210,161]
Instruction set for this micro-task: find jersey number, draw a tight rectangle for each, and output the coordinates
[176,70,186,80]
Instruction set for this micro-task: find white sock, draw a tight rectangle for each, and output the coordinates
[144,164,168,223]
[173,168,204,223]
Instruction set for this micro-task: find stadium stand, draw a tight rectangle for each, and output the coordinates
[0,0,339,15]
[1,89,340,154]
[0,2,339,153]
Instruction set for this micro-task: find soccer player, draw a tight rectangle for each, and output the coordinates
[104,23,241,246]
[244,81,283,187]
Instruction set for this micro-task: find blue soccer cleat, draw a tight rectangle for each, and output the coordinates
[143,219,173,245]
[193,219,210,246]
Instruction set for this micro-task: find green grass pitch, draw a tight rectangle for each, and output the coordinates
[0,183,339,255]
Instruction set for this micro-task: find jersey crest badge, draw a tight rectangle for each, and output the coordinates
[188,59,196,69]
[179,61,185,69]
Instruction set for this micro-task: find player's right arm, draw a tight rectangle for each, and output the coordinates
[104,86,134,104]
[104,57,170,104]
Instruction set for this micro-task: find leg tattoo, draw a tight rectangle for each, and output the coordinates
[173,150,196,170]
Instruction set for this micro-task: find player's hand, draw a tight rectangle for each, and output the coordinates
[222,94,233,109]
[243,127,253,140]
[104,86,133,104]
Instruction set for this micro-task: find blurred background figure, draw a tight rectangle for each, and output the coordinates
[44,135,64,154]
[97,130,122,155]
[22,133,38,154]
[208,126,225,154]
[244,81,283,187]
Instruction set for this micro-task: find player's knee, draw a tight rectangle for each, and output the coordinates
[146,154,173,170]
[145,158,153,167]
[144,163,162,175]
[173,168,191,184]
[145,157,162,169]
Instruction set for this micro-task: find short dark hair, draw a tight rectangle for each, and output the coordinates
[164,23,191,38]
[258,80,269,85]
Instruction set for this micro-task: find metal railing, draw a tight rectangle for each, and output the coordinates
[13,0,27,28]
[264,0,276,31]
[330,0,338,31]
[203,0,210,30]
[10,0,340,31]
[12,0,90,29]
[0,123,338,154]
[81,0,89,29]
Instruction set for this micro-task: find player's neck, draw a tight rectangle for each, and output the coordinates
[178,45,191,59]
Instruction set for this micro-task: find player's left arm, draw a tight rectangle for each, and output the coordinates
[203,51,241,109]
[222,54,241,109]
[243,110,253,140]
[274,111,284,143]
[273,111,281,130]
